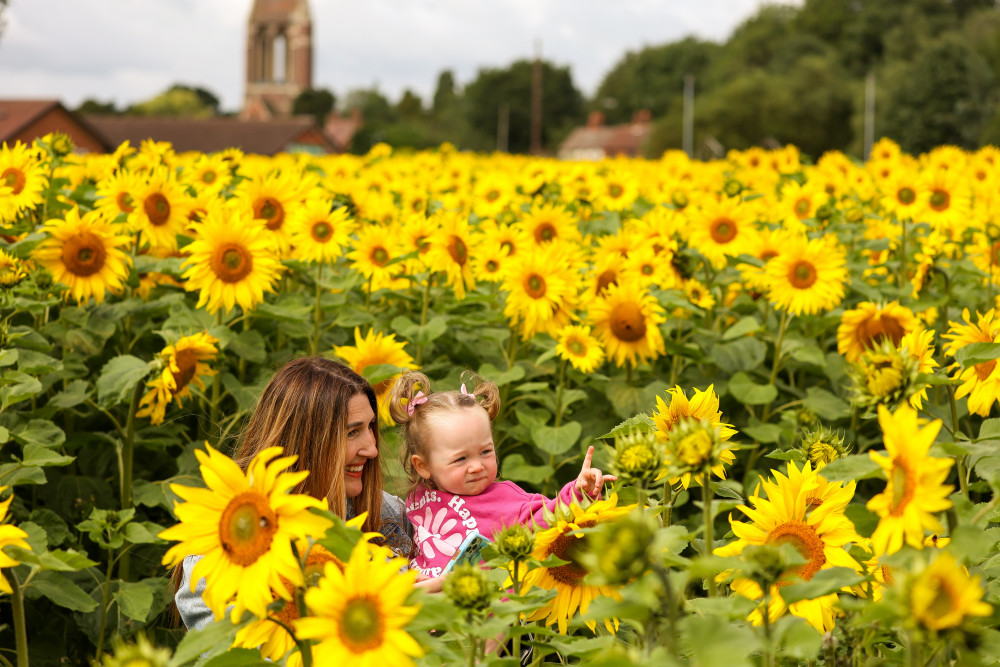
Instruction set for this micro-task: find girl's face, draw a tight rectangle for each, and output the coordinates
[412,407,496,496]
[343,393,378,498]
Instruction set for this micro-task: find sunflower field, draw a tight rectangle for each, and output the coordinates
[2,134,1000,666]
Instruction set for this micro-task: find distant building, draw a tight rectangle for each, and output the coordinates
[558,110,652,161]
[242,0,313,121]
[0,99,111,153]
[83,115,335,155]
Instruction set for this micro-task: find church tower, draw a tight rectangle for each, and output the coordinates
[241,0,313,120]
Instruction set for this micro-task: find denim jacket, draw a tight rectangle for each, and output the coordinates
[174,491,414,631]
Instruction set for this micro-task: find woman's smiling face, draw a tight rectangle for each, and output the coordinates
[343,393,378,498]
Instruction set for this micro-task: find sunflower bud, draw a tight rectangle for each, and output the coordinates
[668,417,722,474]
[847,339,928,415]
[49,132,74,158]
[741,543,807,593]
[815,203,835,223]
[0,253,26,289]
[844,206,865,224]
[611,429,661,485]
[443,562,493,612]
[799,427,851,470]
[670,189,689,209]
[723,179,743,198]
[97,634,171,667]
[495,523,534,562]
[581,509,656,586]
[33,267,53,290]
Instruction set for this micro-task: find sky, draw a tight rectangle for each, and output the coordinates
[1,0,787,114]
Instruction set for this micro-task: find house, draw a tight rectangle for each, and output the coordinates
[83,115,336,155]
[558,110,652,161]
[0,99,112,152]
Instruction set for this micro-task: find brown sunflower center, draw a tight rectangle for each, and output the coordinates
[710,218,737,243]
[485,259,499,273]
[929,189,950,212]
[926,576,958,620]
[788,260,818,289]
[857,315,906,351]
[218,490,278,567]
[210,243,254,283]
[61,232,108,277]
[608,183,624,199]
[254,197,285,230]
[768,520,826,582]
[568,339,586,356]
[525,274,547,299]
[116,191,135,214]
[889,457,915,516]
[2,167,25,195]
[897,187,916,206]
[881,564,894,585]
[641,263,654,276]
[794,198,811,218]
[201,170,218,185]
[596,270,618,296]
[448,235,468,265]
[485,189,501,203]
[172,348,199,392]
[338,596,385,653]
[144,193,171,226]
[371,247,389,266]
[535,223,556,243]
[311,221,333,243]
[501,240,515,256]
[760,250,779,262]
[609,301,647,342]
[975,360,997,382]
[547,521,594,586]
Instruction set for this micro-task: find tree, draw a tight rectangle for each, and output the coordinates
[396,90,424,119]
[432,70,458,115]
[76,99,118,115]
[293,88,336,125]
[126,84,220,117]
[342,87,395,124]
[464,59,583,154]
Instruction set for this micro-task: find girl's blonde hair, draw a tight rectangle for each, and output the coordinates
[388,370,501,496]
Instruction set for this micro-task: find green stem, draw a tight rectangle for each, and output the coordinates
[654,565,678,657]
[209,310,224,444]
[554,359,566,429]
[762,589,774,667]
[702,470,716,597]
[761,310,790,424]
[662,482,674,526]
[312,263,323,355]
[415,273,432,366]
[971,494,1000,525]
[948,385,970,499]
[511,557,523,662]
[9,573,28,667]
[95,552,114,659]
[467,630,479,667]
[898,216,907,292]
[116,381,143,583]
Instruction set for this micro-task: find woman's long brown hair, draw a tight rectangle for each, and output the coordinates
[170,356,384,625]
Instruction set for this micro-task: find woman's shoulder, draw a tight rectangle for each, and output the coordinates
[381,490,407,518]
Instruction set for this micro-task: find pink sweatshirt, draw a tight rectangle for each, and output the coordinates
[405,480,583,578]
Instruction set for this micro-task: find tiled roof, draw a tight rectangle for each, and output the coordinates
[83,115,335,155]
[0,99,60,141]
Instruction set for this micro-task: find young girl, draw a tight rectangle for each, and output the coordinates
[388,370,614,579]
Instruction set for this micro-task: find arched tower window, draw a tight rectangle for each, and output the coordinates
[273,32,287,83]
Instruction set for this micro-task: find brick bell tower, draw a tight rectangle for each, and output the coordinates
[241,0,313,120]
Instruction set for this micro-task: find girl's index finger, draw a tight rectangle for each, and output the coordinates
[582,445,594,470]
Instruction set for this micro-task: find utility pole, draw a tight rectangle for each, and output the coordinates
[864,72,875,160]
[497,103,509,152]
[530,39,543,155]
[683,74,695,158]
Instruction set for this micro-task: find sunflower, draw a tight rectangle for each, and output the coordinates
[94,168,145,222]
[334,327,417,426]
[501,243,578,340]
[866,405,953,556]
[0,487,29,594]
[778,178,827,230]
[583,253,626,301]
[688,195,756,269]
[521,494,634,633]
[0,249,27,288]
[32,207,132,304]
[182,153,232,197]
[180,205,283,314]
[909,552,992,632]
[588,279,666,368]
[653,385,737,488]
[0,141,48,222]
[289,201,353,264]
[130,168,194,251]
[737,226,789,295]
[942,308,1000,417]
[426,211,477,300]
[472,171,515,219]
[837,301,920,363]
[346,225,405,292]
[296,540,423,667]
[471,240,509,284]
[714,462,862,633]
[916,167,973,238]
[159,444,332,622]
[516,202,581,247]
[900,328,938,410]
[595,169,639,212]
[555,325,605,373]
[136,332,219,425]
[764,234,847,316]
[236,170,309,257]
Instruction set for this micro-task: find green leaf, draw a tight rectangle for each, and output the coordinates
[414,315,448,345]
[21,444,74,467]
[802,387,851,421]
[30,571,98,612]
[253,300,312,324]
[531,422,582,455]
[742,422,783,444]
[96,355,152,408]
[48,379,91,409]
[0,370,43,411]
[502,454,554,486]
[28,509,71,547]
[787,342,827,367]
[200,649,272,667]
[478,363,525,387]
[712,338,767,374]
[220,373,260,416]
[955,342,1000,368]
[949,526,1000,564]
[0,463,46,486]
[780,567,865,605]
[980,419,1000,440]
[361,363,407,387]
[722,316,762,341]
[818,454,883,483]
[11,419,66,448]
[226,329,267,364]
[679,614,756,667]
[333,305,375,329]
[133,479,174,510]
[37,549,99,571]
[775,616,823,660]
[596,414,655,440]
[115,579,159,621]
[0,349,18,367]
[728,372,777,405]
[16,349,62,375]
[124,521,166,544]
[169,613,251,667]
[389,315,419,339]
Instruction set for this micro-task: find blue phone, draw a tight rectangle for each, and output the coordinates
[443,530,490,573]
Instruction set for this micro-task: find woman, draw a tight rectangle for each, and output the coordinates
[174,356,417,630]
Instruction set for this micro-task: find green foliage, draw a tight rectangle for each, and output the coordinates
[292,87,336,126]
[127,84,220,117]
